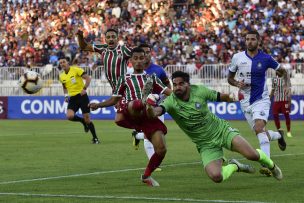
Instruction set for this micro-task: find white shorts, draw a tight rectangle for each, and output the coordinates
[240,98,271,130]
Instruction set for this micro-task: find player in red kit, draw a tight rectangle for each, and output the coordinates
[89,47,172,186]
[270,72,292,137]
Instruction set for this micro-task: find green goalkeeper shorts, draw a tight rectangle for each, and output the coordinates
[198,126,240,168]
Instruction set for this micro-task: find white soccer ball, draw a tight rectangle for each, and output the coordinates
[18,71,43,94]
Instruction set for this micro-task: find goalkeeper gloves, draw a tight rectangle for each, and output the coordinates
[146,94,160,106]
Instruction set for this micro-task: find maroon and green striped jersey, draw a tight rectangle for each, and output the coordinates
[113,73,167,102]
[93,44,132,92]
[272,76,288,102]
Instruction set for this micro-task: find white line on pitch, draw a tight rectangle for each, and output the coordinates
[0,162,199,185]
[0,192,271,203]
[0,152,303,185]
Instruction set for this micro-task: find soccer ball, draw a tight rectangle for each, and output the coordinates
[18,71,43,94]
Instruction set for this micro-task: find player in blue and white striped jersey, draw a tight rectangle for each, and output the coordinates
[227,30,290,177]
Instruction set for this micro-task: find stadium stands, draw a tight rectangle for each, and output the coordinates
[0,0,303,67]
[0,0,303,96]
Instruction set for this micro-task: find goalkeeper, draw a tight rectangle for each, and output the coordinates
[146,71,283,183]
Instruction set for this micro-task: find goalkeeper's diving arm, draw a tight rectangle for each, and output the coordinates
[146,92,235,118]
[146,88,172,118]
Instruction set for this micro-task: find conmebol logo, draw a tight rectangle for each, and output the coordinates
[20,99,113,115]
[290,100,304,115]
[21,100,67,114]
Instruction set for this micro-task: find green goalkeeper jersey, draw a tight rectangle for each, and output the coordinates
[161,85,236,150]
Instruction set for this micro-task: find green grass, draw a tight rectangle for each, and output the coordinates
[0,120,303,203]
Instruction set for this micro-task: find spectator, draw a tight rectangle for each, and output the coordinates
[186,58,196,74]
[49,51,58,66]
[0,0,303,68]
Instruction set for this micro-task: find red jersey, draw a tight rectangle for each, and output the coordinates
[272,76,289,102]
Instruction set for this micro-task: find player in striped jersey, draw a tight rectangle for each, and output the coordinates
[89,47,172,186]
[77,28,132,92]
[131,43,171,172]
[270,72,292,137]
[228,30,290,177]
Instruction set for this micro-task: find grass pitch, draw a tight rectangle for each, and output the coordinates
[0,120,303,203]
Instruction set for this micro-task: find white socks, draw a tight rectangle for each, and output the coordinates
[144,138,155,160]
[134,131,155,160]
[267,130,281,141]
[135,132,145,140]
[257,130,281,158]
[257,132,270,157]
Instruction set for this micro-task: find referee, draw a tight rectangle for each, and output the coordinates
[59,56,99,144]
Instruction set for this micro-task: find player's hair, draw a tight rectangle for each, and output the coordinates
[131,47,145,56]
[172,71,190,83]
[58,55,71,62]
[138,43,151,50]
[246,30,260,40]
[105,28,118,36]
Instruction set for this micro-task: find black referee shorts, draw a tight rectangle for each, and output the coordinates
[67,93,90,114]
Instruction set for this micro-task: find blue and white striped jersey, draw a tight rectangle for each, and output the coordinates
[229,50,280,105]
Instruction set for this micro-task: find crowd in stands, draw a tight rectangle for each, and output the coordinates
[0,0,303,71]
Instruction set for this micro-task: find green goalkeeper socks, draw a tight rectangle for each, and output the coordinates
[257,149,274,169]
[221,150,274,182]
[222,164,238,181]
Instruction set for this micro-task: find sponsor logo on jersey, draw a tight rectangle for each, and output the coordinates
[257,62,262,69]
[195,102,202,109]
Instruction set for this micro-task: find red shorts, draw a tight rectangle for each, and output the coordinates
[116,98,129,114]
[272,101,290,114]
[117,99,167,140]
